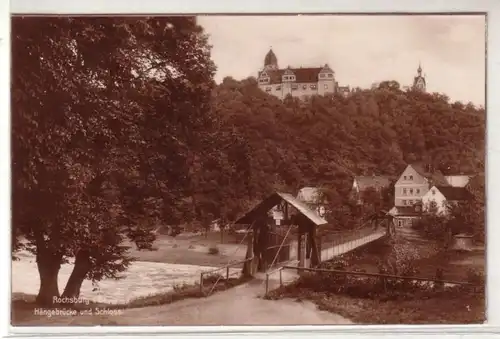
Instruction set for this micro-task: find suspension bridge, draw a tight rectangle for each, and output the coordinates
[200,191,392,296]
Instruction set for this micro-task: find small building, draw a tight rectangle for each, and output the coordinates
[387,203,423,228]
[452,233,474,251]
[296,186,327,218]
[421,185,474,215]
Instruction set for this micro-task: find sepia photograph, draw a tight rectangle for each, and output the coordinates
[10,14,486,326]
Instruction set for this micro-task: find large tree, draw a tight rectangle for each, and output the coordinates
[11,16,216,304]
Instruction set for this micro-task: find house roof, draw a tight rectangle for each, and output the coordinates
[297,187,322,204]
[409,163,449,186]
[259,67,323,84]
[235,192,328,226]
[354,176,392,191]
[388,206,422,217]
[434,186,474,201]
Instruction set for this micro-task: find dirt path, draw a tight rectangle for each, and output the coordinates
[15,273,351,326]
[116,277,351,325]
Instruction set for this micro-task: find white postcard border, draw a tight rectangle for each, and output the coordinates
[1,0,498,337]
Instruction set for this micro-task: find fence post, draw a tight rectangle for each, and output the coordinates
[199,273,204,295]
[265,273,269,296]
[280,268,283,287]
[226,266,230,280]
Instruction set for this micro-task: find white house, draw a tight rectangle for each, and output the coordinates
[421,185,473,215]
[444,175,472,188]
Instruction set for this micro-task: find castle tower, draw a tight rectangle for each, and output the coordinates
[263,48,279,71]
[412,62,426,92]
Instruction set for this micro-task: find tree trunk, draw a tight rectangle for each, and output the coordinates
[62,250,92,298]
[36,252,62,306]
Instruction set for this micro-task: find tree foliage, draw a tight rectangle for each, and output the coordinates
[12,16,216,304]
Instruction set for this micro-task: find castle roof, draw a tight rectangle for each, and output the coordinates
[259,67,323,84]
[264,49,278,67]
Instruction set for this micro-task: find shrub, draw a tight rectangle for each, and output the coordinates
[208,246,220,255]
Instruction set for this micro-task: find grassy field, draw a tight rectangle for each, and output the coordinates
[128,231,248,267]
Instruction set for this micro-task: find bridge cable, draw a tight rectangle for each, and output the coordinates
[206,221,255,296]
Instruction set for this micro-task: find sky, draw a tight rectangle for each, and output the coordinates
[198,15,486,106]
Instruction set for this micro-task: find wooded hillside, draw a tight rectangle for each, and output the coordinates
[198,77,485,226]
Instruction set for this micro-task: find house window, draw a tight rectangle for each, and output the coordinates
[409,200,413,205]
[403,176,407,180]
[402,200,407,205]
[409,175,414,180]
[403,188,407,195]
[398,220,403,227]
[310,84,317,89]
[276,86,281,91]
[324,84,328,89]
[409,188,413,195]
[265,87,271,92]
[303,84,307,90]
[292,84,298,90]
[432,190,436,195]
[328,74,333,78]
[416,189,420,194]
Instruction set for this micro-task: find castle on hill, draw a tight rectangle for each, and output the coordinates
[257,48,427,100]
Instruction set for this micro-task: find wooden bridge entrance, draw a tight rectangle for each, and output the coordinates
[235,192,328,275]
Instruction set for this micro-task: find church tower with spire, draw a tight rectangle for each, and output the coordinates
[412,63,426,92]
